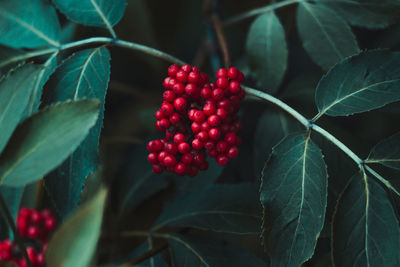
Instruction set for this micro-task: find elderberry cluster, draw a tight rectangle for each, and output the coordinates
[147,64,245,176]
[0,208,57,267]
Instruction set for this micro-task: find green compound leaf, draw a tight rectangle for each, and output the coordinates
[152,184,262,234]
[246,12,288,93]
[317,0,400,29]
[367,132,400,170]
[0,64,42,154]
[52,0,126,35]
[44,47,110,218]
[46,187,107,267]
[332,172,400,266]
[260,132,327,266]
[168,234,266,267]
[0,0,60,48]
[315,50,400,117]
[296,2,359,71]
[0,99,100,187]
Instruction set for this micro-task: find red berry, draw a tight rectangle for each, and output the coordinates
[165,143,178,154]
[237,72,245,82]
[191,122,201,133]
[196,131,208,142]
[181,64,192,72]
[28,226,39,238]
[216,68,227,78]
[152,164,164,174]
[193,110,205,122]
[176,70,188,83]
[208,128,221,140]
[175,163,186,175]
[208,149,218,157]
[158,151,167,162]
[201,121,210,131]
[227,67,239,80]
[26,246,37,265]
[161,102,173,116]
[174,133,185,144]
[170,112,180,124]
[188,71,200,83]
[218,99,230,110]
[178,142,190,154]
[148,153,158,164]
[212,88,224,101]
[200,86,212,99]
[217,155,229,166]
[204,141,214,150]
[224,133,237,145]
[229,81,241,94]
[203,102,216,116]
[147,140,163,152]
[174,97,187,111]
[164,155,177,167]
[168,78,177,88]
[193,153,205,165]
[216,78,229,89]
[192,139,204,150]
[36,253,45,266]
[207,115,220,127]
[182,153,193,164]
[163,90,176,102]
[185,83,198,96]
[168,64,180,77]
[163,77,171,88]
[216,108,227,120]
[216,141,229,153]
[187,166,199,177]
[158,118,170,130]
[173,83,185,95]
[227,146,239,158]
[155,110,164,120]
[19,208,31,219]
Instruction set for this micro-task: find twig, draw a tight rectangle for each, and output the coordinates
[210,14,231,67]
[0,194,33,267]
[121,242,168,267]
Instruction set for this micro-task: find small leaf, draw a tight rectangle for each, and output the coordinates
[332,172,400,266]
[367,132,400,170]
[0,64,43,154]
[152,184,261,234]
[44,47,110,218]
[317,0,400,29]
[168,234,266,267]
[22,53,58,120]
[52,0,127,36]
[246,12,288,93]
[315,50,400,117]
[46,187,107,267]
[260,132,327,266]
[253,110,300,177]
[0,0,60,48]
[296,2,359,71]
[0,99,100,187]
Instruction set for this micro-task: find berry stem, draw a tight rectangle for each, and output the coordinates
[222,0,305,26]
[0,193,33,267]
[210,14,231,68]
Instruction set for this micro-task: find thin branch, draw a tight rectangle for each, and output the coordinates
[222,0,303,26]
[210,14,231,67]
[0,194,33,267]
[120,242,168,267]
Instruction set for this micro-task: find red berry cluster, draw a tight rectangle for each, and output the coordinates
[147,64,245,176]
[0,208,57,267]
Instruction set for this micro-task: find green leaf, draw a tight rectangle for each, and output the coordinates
[317,0,400,29]
[315,50,400,117]
[152,184,262,234]
[118,145,169,215]
[296,2,359,71]
[332,172,400,266]
[0,0,60,48]
[168,234,266,267]
[0,99,100,187]
[52,0,126,34]
[46,187,107,267]
[21,53,58,120]
[253,110,300,177]
[44,47,110,218]
[260,132,327,266]
[0,64,43,154]
[367,132,400,170]
[0,185,23,239]
[246,12,288,93]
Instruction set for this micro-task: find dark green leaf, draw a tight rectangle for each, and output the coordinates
[332,172,400,266]
[253,110,300,177]
[168,234,266,267]
[46,187,107,267]
[318,0,400,29]
[296,2,359,71]
[367,132,400,170]
[0,99,100,187]
[52,0,126,32]
[44,47,110,218]
[0,64,42,154]
[152,184,262,234]
[260,132,327,266]
[118,145,169,215]
[315,50,400,117]
[246,12,288,93]
[0,185,23,239]
[0,0,60,48]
